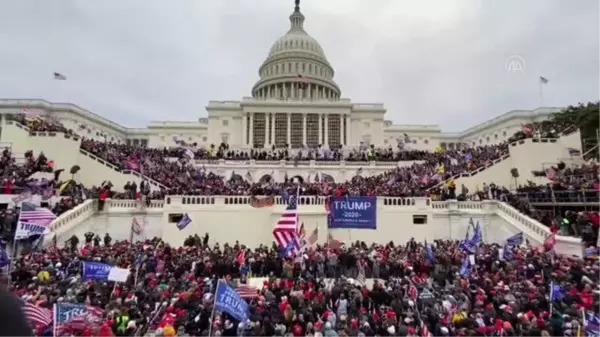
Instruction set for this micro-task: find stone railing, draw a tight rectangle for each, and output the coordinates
[51,197,582,256]
[78,148,167,190]
[164,195,431,209]
[106,199,165,212]
[428,137,561,190]
[171,158,413,168]
[49,199,97,236]
[432,199,582,256]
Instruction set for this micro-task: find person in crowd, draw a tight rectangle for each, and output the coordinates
[0,280,34,336]
[7,236,599,336]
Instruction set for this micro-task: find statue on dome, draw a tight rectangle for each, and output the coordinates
[294,0,300,10]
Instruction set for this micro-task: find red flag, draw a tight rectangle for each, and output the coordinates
[327,233,341,250]
[236,250,246,266]
[544,233,556,252]
[545,167,556,180]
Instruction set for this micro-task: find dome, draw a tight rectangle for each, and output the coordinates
[267,27,328,64]
[251,1,341,100]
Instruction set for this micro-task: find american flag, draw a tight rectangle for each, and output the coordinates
[54,303,104,336]
[249,196,274,208]
[327,233,341,250]
[53,72,67,80]
[297,74,309,89]
[48,234,59,254]
[420,320,432,337]
[272,190,300,251]
[307,226,318,245]
[407,284,418,300]
[19,202,56,226]
[21,108,44,120]
[356,260,366,285]
[236,283,259,299]
[23,302,53,328]
[131,217,143,235]
[544,233,557,252]
[298,223,306,241]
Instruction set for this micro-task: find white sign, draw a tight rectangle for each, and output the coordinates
[108,267,131,282]
[15,221,50,239]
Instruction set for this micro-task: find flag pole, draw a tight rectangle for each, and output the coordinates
[549,281,554,314]
[539,79,544,107]
[7,209,24,285]
[130,218,134,243]
[207,280,221,337]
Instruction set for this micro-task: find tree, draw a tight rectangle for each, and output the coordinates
[552,102,599,140]
[510,168,519,190]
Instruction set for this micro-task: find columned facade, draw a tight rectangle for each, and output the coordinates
[244,112,347,149]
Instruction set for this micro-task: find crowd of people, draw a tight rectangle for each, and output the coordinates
[499,162,600,242]
[7,112,576,200]
[3,113,600,336]
[5,234,599,336]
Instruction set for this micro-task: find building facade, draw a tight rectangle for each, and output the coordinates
[0,2,562,153]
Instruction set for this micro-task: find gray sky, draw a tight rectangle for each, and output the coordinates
[0,0,598,132]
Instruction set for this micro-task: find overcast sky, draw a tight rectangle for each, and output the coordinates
[0,0,598,132]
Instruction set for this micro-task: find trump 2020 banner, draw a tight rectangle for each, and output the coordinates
[328,196,377,229]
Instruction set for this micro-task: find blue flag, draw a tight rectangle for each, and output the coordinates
[425,240,436,263]
[0,245,10,269]
[281,241,296,257]
[81,262,112,281]
[280,189,289,203]
[585,312,600,337]
[505,232,523,246]
[459,257,470,277]
[502,244,514,261]
[550,281,564,302]
[214,280,249,323]
[471,221,482,244]
[177,213,192,230]
[54,303,103,335]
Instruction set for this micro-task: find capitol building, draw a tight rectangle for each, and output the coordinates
[0,1,559,152]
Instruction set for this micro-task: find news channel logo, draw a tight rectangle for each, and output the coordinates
[505,55,526,73]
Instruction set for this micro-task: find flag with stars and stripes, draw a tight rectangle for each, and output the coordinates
[272,188,300,252]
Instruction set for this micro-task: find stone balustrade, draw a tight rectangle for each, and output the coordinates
[49,196,583,257]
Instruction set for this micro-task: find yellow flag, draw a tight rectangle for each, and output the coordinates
[58,180,72,194]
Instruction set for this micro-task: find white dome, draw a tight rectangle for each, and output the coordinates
[251,1,340,100]
[268,30,328,63]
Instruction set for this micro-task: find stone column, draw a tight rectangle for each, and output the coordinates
[324,114,329,147]
[270,113,276,146]
[267,86,271,99]
[318,114,322,145]
[344,115,349,146]
[241,113,247,146]
[339,115,343,146]
[287,113,291,146]
[249,113,254,147]
[264,114,268,148]
[302,114,307,146]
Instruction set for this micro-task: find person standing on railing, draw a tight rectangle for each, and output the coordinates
[98,186,109,211]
